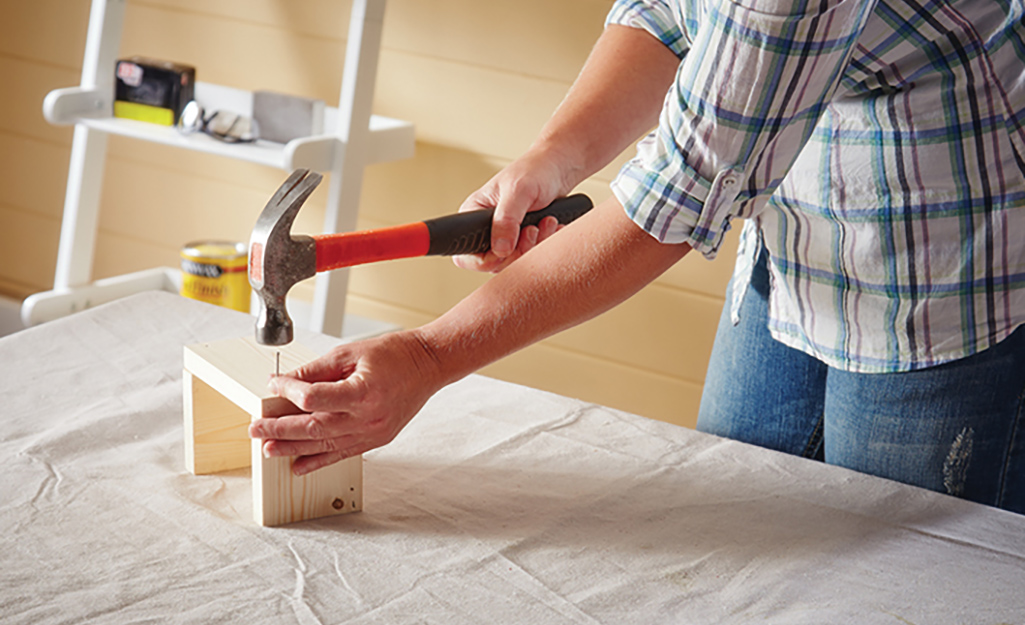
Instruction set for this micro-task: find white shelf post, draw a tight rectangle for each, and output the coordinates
[310,0,386,337]
[53,0,125,290]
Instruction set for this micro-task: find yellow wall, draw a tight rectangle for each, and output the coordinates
[0,0,737,428]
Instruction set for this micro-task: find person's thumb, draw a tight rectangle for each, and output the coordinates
[491,192,534,258]
[280,347,357,384]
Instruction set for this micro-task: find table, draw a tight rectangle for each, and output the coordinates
[2,292,1023,624]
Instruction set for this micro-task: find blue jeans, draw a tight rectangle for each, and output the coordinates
[698,246,1025,514]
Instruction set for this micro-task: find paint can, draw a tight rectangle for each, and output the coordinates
[180,241,250,312]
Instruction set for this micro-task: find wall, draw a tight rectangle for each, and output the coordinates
[0,0,737,428]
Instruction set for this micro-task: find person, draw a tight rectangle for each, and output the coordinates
[249,0,1025,513]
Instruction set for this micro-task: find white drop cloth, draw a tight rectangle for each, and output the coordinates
[1,292,1023,624]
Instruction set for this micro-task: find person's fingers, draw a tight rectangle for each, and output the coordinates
[454,187,504,270]
[452,249,499,272]
[247,331,441,477]
[276,347,356,384]
[292,448,370,476]
[456,219,555,272]
[257,413,400,476]
[249,410,347,441]
[517,225,540,255]
[536,215,560,242]
[268,372,366,414]
[481,218,560,273]
[260,431,360,458]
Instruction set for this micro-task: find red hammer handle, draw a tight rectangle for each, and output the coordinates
[313,222,430,272]
[312,194,593,272]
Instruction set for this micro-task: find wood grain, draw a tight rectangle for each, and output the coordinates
[183,336,363,526]
[183,369,251,475]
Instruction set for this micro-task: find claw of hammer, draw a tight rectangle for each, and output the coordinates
[249,169,322,346]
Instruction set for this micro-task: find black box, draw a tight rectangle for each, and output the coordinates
[114,57,195,126]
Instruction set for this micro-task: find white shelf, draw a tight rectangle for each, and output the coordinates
[20,267,398,342]
[28,0,413,340]
[43,82,414,172]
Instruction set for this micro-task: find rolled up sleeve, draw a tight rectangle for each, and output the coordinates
[606,0,690,60]
[610,0,878,258]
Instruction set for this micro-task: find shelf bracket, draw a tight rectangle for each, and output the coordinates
[285,136,340,172]
[43,87,111,125]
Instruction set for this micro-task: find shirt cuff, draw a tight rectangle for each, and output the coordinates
[612,133,745,259]
[605,0,689,59]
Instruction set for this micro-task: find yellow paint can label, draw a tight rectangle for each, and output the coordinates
[180,241,250,312]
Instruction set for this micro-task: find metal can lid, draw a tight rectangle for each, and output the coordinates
[181,241,247,260]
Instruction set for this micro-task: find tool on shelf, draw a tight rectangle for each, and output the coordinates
[249,169,594,347]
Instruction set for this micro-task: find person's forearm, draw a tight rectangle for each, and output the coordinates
[415,197,690,385]
[531,24,681,191]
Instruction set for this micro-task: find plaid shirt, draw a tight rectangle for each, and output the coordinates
[608,0,1025,373]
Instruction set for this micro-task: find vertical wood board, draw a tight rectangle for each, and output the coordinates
[253,440,363,527]
[183,369,252,475]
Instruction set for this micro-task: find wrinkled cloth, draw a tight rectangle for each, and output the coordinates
[1,292,1023,624]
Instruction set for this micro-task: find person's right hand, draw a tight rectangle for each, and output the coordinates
[453,149,576,273]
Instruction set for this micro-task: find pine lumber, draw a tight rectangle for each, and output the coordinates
[183,336,362,526]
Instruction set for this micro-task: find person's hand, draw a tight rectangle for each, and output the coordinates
[248,330,444,476]
[453,149,575,273]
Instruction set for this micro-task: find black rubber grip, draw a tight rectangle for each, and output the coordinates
[423,194,593,257]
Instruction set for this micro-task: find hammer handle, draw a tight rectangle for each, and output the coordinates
[423,193,593,257]
[313,194,593,272]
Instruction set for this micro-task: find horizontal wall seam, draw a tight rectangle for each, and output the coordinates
[0,199,61,221]
[0,51,81,74]
[130,1,347,44]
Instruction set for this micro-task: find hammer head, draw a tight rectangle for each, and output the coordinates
[249,169,323,346]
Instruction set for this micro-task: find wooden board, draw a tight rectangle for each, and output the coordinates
[183,369,251,475]
[183,336,363,526]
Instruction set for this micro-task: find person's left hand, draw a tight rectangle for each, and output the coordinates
[248,330,444,476]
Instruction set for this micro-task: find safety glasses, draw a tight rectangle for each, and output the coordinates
[176,100,259,143]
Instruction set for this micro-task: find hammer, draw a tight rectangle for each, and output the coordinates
[249,169,593,346]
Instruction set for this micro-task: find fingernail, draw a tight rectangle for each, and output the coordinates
[263,441,273,458]
[493,238,513,256]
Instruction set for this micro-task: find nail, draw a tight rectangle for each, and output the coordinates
[493,238,513,256]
